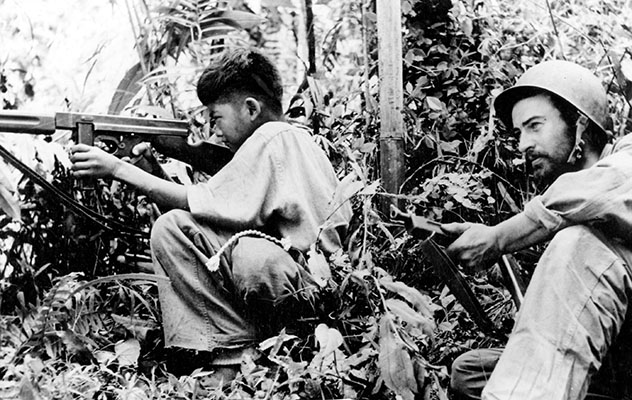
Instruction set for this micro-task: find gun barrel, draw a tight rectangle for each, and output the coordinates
[55,112,189,136]
[0,111,56,134]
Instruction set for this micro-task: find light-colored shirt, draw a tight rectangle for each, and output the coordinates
[523,134,632,243]
[186,121,350,254]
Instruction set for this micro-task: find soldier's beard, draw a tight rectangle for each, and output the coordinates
[530,154,578,187]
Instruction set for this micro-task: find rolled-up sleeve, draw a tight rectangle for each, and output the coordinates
[523,150,632,237]
[186,137,281,230]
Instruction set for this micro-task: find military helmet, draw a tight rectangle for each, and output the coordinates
[493,60,608,135]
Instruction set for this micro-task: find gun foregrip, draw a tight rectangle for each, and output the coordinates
[76,121,94,146]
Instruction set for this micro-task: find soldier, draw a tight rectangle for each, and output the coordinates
[445,60,632,399]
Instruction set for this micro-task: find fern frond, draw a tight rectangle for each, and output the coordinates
[12,272,84,362]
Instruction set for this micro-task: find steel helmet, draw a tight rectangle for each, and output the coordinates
[493,60,608,135]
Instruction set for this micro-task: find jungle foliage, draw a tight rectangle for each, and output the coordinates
[1,0,632,399]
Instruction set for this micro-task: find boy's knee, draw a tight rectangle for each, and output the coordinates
[151,210,193,247]
[231,237,299,295]
[152,209,188,237]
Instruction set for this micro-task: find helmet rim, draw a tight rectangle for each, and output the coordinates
[492,60,608,135]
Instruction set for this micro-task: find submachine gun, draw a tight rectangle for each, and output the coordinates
[0,110,189,158]
[390,205,527,336]
[0,111,195,236]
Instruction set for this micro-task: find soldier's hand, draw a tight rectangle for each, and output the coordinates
[442,222,501,271]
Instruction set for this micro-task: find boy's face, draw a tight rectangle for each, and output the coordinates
[208,99,255,152]
[512,93,575,184]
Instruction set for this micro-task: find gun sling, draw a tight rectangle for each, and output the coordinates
[0,141,148,238]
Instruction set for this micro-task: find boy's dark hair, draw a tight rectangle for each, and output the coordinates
[196,48,284,115]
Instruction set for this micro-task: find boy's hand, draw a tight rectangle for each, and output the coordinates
[127,142,158,170]
[442,222,501,271]
[127,142,172,180]
[130,142,154,160]
[69,144,122,179]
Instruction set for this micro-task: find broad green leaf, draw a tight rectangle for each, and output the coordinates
[310,324,345,371]
[200,10,265,32]
[115,338,141,367]
[439,139,461,154]
[333,171,364,204]
[306,244,331,287]
[108,63,144,115]
[0,182,20,221]
[94,350,116,366]
[425,96,444,112]
[620,58,632,82]
[314,323,344,359]
[379,277,436,319]
[258,331,299,356]
[378,314,417,400]
[385,298,435,339]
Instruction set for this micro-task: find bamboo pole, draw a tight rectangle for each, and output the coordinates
[376,0,405,209]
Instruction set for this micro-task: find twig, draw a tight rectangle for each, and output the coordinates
[545,0,565,59]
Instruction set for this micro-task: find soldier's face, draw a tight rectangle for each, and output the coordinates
[512,94,576,184]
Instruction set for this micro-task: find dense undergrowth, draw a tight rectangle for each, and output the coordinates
[2,0,632,399]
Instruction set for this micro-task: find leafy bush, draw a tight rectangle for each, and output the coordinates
[2,0,632,399]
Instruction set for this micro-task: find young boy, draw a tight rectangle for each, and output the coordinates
[70,48,351,383]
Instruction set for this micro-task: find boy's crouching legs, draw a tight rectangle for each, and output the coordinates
[230,237,320,336]
[150,210,259,353]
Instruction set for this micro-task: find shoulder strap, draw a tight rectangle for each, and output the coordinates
[0,142,148,238]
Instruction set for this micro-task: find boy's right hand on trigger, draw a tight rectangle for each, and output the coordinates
[128,142,173,180]
[126,142,158,172]
[128,142,152,160]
